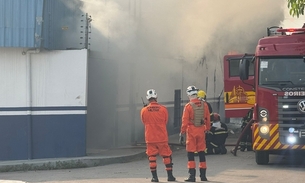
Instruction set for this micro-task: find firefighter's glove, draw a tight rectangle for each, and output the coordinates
[179,133,185,145]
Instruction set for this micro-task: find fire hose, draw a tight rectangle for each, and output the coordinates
[230,119,254,156]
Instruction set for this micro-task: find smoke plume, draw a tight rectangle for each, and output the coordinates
[79,0,286,150]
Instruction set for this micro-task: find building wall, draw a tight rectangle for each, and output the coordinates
[1,0,282,153]
[0,48,87,160]
[0,0,86,50]
[42,0,86,50]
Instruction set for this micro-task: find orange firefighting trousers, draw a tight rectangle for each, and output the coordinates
[146,142,173,171]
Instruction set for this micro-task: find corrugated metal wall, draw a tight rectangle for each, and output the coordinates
[0,0,86,50]
[0,0,43,48]
[42,0,85,50]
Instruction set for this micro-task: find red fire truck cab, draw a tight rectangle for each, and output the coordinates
[239,26,305,164]
[223,54,255,122]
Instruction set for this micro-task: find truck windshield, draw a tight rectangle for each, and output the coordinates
[259,58,305,86]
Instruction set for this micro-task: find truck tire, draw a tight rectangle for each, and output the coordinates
[255,151,269,165]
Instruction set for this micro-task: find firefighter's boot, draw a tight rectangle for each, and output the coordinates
[214,147,221,154]
[200,168,208,181]
[184,168,196,182]
[220,145,227,154]
[167,170,176,181]
[151,170,159,182]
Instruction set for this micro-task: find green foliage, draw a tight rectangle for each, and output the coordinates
[288,0,305,17]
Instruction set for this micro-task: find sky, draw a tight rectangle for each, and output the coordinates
[281,5,305,28]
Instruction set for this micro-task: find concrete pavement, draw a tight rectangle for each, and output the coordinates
[0,129,241,173]
[0,146,147,173]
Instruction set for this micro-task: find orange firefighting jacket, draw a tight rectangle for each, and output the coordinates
[181,98,211,134]
[141,102,169,143]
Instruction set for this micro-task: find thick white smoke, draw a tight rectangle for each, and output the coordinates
[82,0,286,103]
[80,0,287,149]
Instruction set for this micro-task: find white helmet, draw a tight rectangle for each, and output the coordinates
[186,85,198,96]
[146,89,157,100]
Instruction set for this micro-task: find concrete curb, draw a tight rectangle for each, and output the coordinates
[0,151,147,173]
[0,132,240,173]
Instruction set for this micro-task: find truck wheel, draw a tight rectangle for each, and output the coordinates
[255,151,269,165]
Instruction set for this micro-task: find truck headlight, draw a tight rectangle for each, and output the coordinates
[258,108,270,139]
[260,125,269,134]
[287,135,296,144]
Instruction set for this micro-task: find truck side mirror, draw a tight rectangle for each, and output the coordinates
[239,58,249,80]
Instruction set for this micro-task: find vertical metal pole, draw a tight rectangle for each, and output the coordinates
[180,57,184,101]
[84,13,88,49]
[114,109,118,147]
[214,68,216,110]
[130,62,136,144]
[205,77,208,93]
[26,49,40,159]
[174,90,181,129]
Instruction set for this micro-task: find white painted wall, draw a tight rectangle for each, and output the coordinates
[31,50,87,107]
[0,48,27,107]
[0,48,87,112]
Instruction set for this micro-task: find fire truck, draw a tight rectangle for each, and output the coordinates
[239,26,305,165]
[223,54,255,122]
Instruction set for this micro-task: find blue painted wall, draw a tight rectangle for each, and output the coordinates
[0,107,86,161]
[32,114,86,159]
[0,116,29,160]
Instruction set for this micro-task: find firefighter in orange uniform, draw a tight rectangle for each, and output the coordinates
[197,90,213,121]
[141,89,176,182]
[180,86,211,182]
